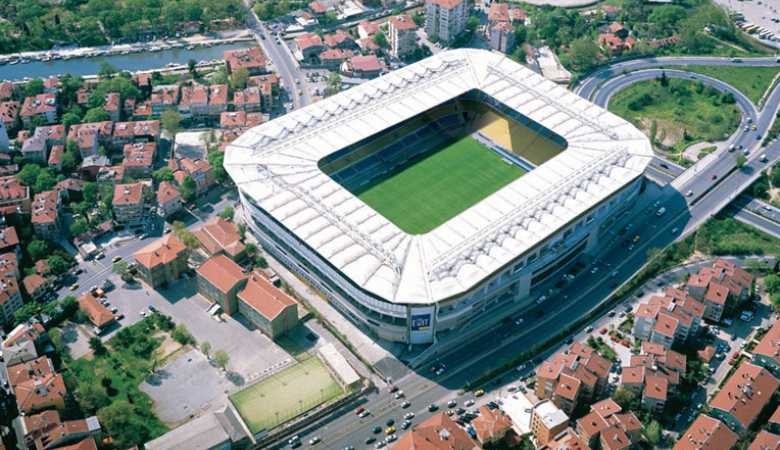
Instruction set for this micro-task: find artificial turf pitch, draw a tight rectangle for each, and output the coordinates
[356,136,526,234]
[229,356,344,433]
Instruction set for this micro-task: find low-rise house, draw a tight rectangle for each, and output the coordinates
[78,291,116,332]
[323,29,355,49]
[752,320,780,377]
[104,92,121,121]
[220,111,247,130]
[13,410,101,450]
[232,87,262,112]
[22,274,51,300]
[133,234,189,288]
[80,155,111,180]
[536,342,611,415]
[150,85,180,116]
[709,362,779,431]
[471,406,512,445]
[0,226,22,257]
[341,55,385,79]
[320,49,352,71]
[357,37,380,52]
[193,217,246,261]
[673,415,737,450]
[224,47,267,75]
[0,176,31,216]
[358,20,380,39]
[196,255,248,315]
[21,93,57,126]
[237,271,298,339]
[31,190,61,240]
[531,400,570,446]
[389,15,418,59]
[156,181,182,218]
[122,142,156,177]
[112,182,147,225]
[295,33,325,64]
[42,76,59,94]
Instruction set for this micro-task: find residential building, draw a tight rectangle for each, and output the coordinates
[295,33,325,64]
[122,142,156,177]
[42,76,59,93]
[389,15,418,58]
[237,271,298,339]
[341,55,385,79]
[0,101,20,129]
[357,37,380,52]
[31,190,61,240]
[632,289,704,346]
[7,356,67,414]
[425,0,468,44]
[133,234,189,288]
[21,93,57,126]
[23,274,51,300]
[156,181,182,218]
[13,409,101,450]
[175,158,214,193]
[576,399,641,450]
[320,49,352,70]
[48,145,63,170]
[208,85,229,117]
[709,362,779,431]
[539,428,587,450]
[471,406,512,445]
[324,29,355,49]
[150,85,180,116]
[0,252,20,281]
[224,47,267,75]
[0,276,23,324]
[748,431,780,450]
[112,120,160,149]
[531,400,570,446]
[220,111,247,130]
[641,374,668,414]
[488,21,515,53]
[770,406,780,434]
[193,217,246,261]
[358,21,381,39]
[393,411,479,450]
[687,259,752,322]
[232,87,262,112]
[196,255,248,315]
[78,291,116,332]
[3,322,46,349]
[673,415,738,450]
[751,318,780,377]
[0,177,32,215]
[179,84,209,119]
[0,81,12,100]
[535,342,611,414]
[67,122,113,159]
[22,125,63,163]
[112,183,147,225]
[249,74,278,112]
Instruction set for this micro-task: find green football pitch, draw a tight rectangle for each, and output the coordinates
[229,356,344,433]
[356,136,526,234]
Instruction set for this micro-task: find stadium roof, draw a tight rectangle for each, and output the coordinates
[225,49,652,306]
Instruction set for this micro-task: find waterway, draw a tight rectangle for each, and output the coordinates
[0,41,255,81]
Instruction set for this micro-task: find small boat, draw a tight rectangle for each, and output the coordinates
[186,45,195,50]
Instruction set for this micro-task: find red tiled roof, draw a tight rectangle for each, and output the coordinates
[389,15,417,31]
[193,217,245,258]
[221,111,247,129]
[393,411,479,450]
[22,274,47,296]
[3,322,44,347]
[48,144,64,167]
[710,362,779,429]
[113,183,144,206]
[21,93,56,117]
[78,291,115,328]
[31,190,58,225]
[747,431,780,450]
[323,29,353,48]
[673,415,737,450]
[348,55,385,72]
[296,33,324,51]
[577,411,609,438]
[752,317,780,366]
[488,3,510,22]
[157,181,181,205]
[704,282,729,305]
[113,120,160,138]
[555,372,581,401]
[122,142,156,170]
[238,271,297,321]
[0,101,20,124]
[470,406,511,443]
[197,255,247,294]
[427,0,464,9]
[0,177,30,206]
[224,47,267,72]
[134,234,187,270]
[601,426,631,450]
[359,21,381,36]
[643,374,668,401]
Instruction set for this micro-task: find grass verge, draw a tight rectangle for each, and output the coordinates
[669,65,780,105]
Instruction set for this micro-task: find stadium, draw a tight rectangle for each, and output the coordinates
[224,49,653,345]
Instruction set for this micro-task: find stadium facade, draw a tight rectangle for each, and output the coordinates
[224,49,653,345]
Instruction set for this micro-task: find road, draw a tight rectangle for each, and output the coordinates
[241,0,312,109]
[259,55,780,449]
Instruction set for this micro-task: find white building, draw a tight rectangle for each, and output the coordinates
[424,0,468,44]
[224,49,652,345]
[388,15,418,59]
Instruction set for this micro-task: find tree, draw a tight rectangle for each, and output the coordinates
[200,341,212,357]
[612,388,638,411]
[326,72,342,96]
[373,30,389,48]
[229,68,249,90]
[187,59,197,77]
[218,206,234,220]
[28,240,49,262]
[98,62,118,80]
[83,106,110,123]
[152,167,174,183]
[645,420,662,446]
[736,153,747,169]
[764,274,780,294]
[213,350,230,370]
[180,175,197,203]
[172,221,199,249]
[69,218,89,237]
[171,324,195,345]
[47,255,71,275]
[76,381,110,412]
[160,109,182,144]
[89,336,106,355]
[466,15,479,34]
[62,112,81,128]
[23,79,45,97]
[568,38,601,72]
[98,400,153,448]
[16,164,42,187]
[112,260,132,282]
[207,150,227,183]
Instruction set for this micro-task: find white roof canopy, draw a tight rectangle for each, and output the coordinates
[225,49,652,305]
